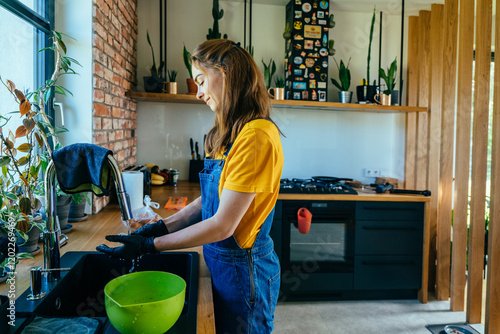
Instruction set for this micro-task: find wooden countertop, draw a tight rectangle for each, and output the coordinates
[0,181,215,333]
[278,187,431,202]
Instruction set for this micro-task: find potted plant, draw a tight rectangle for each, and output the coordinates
[331,58,352,103]
[206,0,228,40]
[262,59,276,90]
[0,31,78,266]
[183,45,197,95]
[268,76,285,100]
[379,57,398,105]
[356,6,378,103]
[144,31,165,93]
[166,69,178,94]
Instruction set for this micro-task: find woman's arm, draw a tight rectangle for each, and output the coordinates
[162,196,203,233]
[154,189,256,250]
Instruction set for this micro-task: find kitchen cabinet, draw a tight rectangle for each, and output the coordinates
[272,193,429,302]
[126,92,428,114]
[354,201,425,291]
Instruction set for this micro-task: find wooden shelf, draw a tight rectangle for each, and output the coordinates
[126,92,428,113]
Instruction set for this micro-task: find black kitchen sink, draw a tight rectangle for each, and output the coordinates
[13,251,199,333]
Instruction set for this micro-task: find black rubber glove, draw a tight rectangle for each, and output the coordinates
[132,219,169,238]
[96,235,158,260]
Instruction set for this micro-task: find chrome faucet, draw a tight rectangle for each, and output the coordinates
[43,154,133,281]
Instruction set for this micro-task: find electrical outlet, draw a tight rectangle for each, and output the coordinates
[364,169,381,177]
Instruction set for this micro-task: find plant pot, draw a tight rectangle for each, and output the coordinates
[68,198,88,222]
[338,91,352,103]
[356,85,378,103]
[143,76,163,93]
[56,194,72,233]
[390,90,399,106]
[186,78,197,95]
[17,215,42,254]
[166,82,178,94]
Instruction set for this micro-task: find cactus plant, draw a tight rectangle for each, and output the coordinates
[207,0,228,40]
[365,6,376,86]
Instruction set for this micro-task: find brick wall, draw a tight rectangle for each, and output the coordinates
[92,0,138,213]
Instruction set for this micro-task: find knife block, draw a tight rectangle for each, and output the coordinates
[189,160,204,182]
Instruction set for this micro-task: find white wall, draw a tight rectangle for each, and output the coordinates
[135,0,410,184]
[54,0,93,146]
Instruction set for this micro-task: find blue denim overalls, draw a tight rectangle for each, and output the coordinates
[200,148,281,334]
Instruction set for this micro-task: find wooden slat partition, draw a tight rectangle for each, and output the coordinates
[416,11,431,191]
[436,0,458,301]
[405,16,419,190]
[428,3,444,299]
[450,0,475,312]
[466,0,492,324]
[485,0,500,329]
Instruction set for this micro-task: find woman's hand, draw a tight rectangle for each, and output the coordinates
[132,220,169,238]
[96,235,158,259]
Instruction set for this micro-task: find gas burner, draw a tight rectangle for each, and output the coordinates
[280,177,358,195]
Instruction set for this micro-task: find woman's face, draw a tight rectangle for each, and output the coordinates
[193,65,224,112]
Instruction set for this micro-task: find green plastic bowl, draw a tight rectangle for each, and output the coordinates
[104,271,186,334]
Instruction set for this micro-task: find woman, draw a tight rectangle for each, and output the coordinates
[97,39,284,333]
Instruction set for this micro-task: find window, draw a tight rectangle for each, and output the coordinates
[0,0,55,123]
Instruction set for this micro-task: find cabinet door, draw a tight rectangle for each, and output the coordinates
[354,255,422,290]
[356,202,424,221]
[355,220,423,255]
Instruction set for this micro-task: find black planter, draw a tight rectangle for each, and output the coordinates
[390,90,399,106]
[356,85,378,103]
[69,199,88,222]
[56,194,72,233]
[143,76,164,93]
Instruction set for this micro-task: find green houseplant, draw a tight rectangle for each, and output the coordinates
[262,59,276,90]
[183,45,197,95]
[0,31,78,268]
[166,69,178,94]
[206,0,228,40]
[144,31,165,93]
[379,58,398,105]
[331,58,352,103]
[356,6,378,103]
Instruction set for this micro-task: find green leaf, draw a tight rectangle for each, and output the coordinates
[0,156,10,167]
[5,192,18,200]
[16,253,35,260]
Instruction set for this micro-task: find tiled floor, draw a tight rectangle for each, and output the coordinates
[273,295,485,334]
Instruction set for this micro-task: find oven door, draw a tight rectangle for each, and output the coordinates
[282,201,355,271]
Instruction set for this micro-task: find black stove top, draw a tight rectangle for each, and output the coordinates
[280,176,358,195]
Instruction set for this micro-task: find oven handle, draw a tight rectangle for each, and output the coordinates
[361,260,416,266]
[362,226,417,231]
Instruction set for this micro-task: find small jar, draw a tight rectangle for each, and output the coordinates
[168,169,179,186]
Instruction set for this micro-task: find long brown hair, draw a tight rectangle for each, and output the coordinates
[191,39,280,158]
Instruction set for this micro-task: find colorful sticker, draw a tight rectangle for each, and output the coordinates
[304,17,311,24]
[319,48,328,56]
[308,52,320,58]
[317,11,325,18]
[293,82,307,90]
[302,3,311,12]
[313,0,318,8]
[295,11,302,18]
[304,40,314,49]
[294,34,304,40]
[309,72,315,78]
[299,64,306,69]
[302,90,309,99]
[294,69,303,75]
[315,40,322,47]
[319,90,326,102]
[320,73,327,81]
[294,21,303,30]
[294,56,303,64]
[320,0,328,9]
[318,82,327,89]
[295,0,302,4]
[305,58,315,67]
[304,25,322,39]
[293,92,301,99]
[311,13,317,25]
[311,90,317,100]
[315,65,321,72]
[309,80,317,88]
[318,19,327,25]
[322,60,328,67]
[294,43,302,50]
[300,51,306,57]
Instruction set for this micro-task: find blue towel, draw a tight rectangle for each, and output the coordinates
[52,143,112,197]
[20,316,101,334]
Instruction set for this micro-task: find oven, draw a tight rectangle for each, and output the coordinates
[272,199,357,300]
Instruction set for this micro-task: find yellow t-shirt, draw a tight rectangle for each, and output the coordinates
[218,119,284,248]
